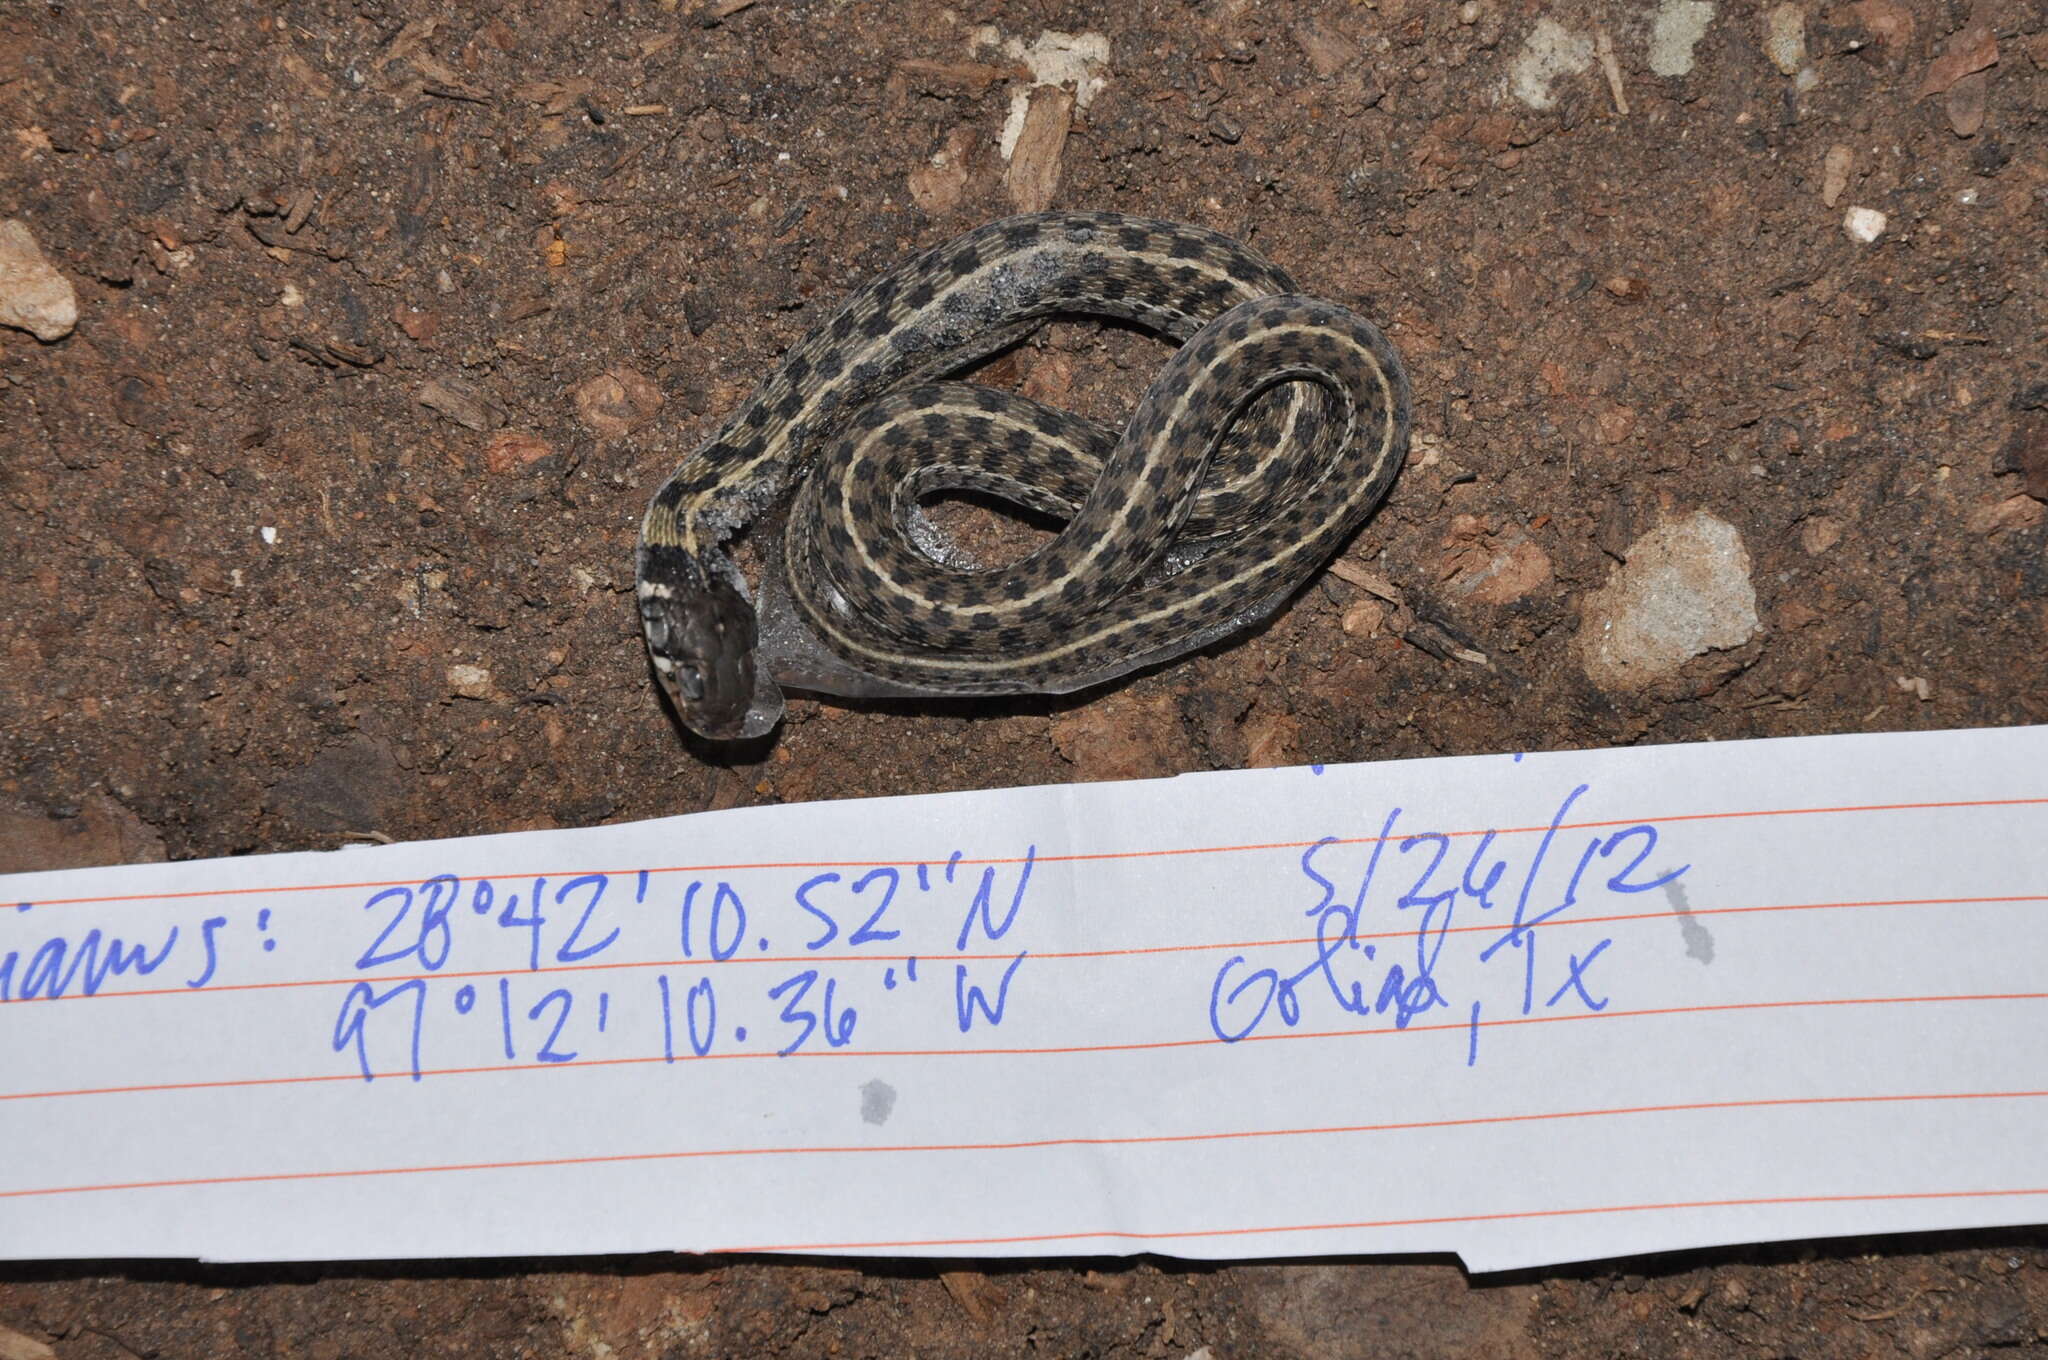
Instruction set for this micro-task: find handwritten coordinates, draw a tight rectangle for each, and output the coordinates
[1206,780,1689,1064]
[328,849,1038,1082]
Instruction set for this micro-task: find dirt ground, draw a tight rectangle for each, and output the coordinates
[2,0,2046,1354]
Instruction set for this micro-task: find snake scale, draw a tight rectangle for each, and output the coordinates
[636,211,1412,740]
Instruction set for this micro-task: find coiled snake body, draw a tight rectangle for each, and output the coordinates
[637,211,1411,740]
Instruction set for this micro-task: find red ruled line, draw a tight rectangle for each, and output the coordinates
[2,1085,2043,1203]
[10,890,2045,1008]
[6,987,2045,1105]
[716,1185,2048,1256]
[12,794,2047,911]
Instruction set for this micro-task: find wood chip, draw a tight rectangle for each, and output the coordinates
[416,377,506,431]
[896,58,1017,92]
[512,78,593,115]
[1325,558,1404,602]
[1594,25,1629,114]
[1820,144,1853,206]
[282,187,316,234]
[940,1269,995,1324]
[277,47,338,100]
[324,339,382,368]
[374,17,440,72]
[421,80,492,104]
[1004,85,1074,212]
[698,0,759,23]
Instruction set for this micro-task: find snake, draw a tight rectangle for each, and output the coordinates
[636,211,1412,740]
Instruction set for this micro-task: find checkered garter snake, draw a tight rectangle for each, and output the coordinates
[637,211,1412,740]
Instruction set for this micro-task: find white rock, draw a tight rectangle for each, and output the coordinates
[1578,512,1759,692]
[0,218,78,341]
[1763,4,1806,75]
[1508,17,1594,111]
[988,29,1111,160]
[1843,206,1888,243]
[1648,0,1716,77]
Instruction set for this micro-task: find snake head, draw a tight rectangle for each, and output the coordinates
[638,552,765,740]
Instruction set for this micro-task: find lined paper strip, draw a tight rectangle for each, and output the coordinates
[2,725,2044,1269]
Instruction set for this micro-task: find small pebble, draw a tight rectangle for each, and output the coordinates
[573,366,663,440]
[447,664,494,700]
[1843,206,1887,243]
[1206,111,1244,144]
[1293,20,1361,79]
[0,218,78,341]
[1799,516,1843,554]
[1342,599,1388,637]
[259,526,279,545]
[484,430,555,475]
